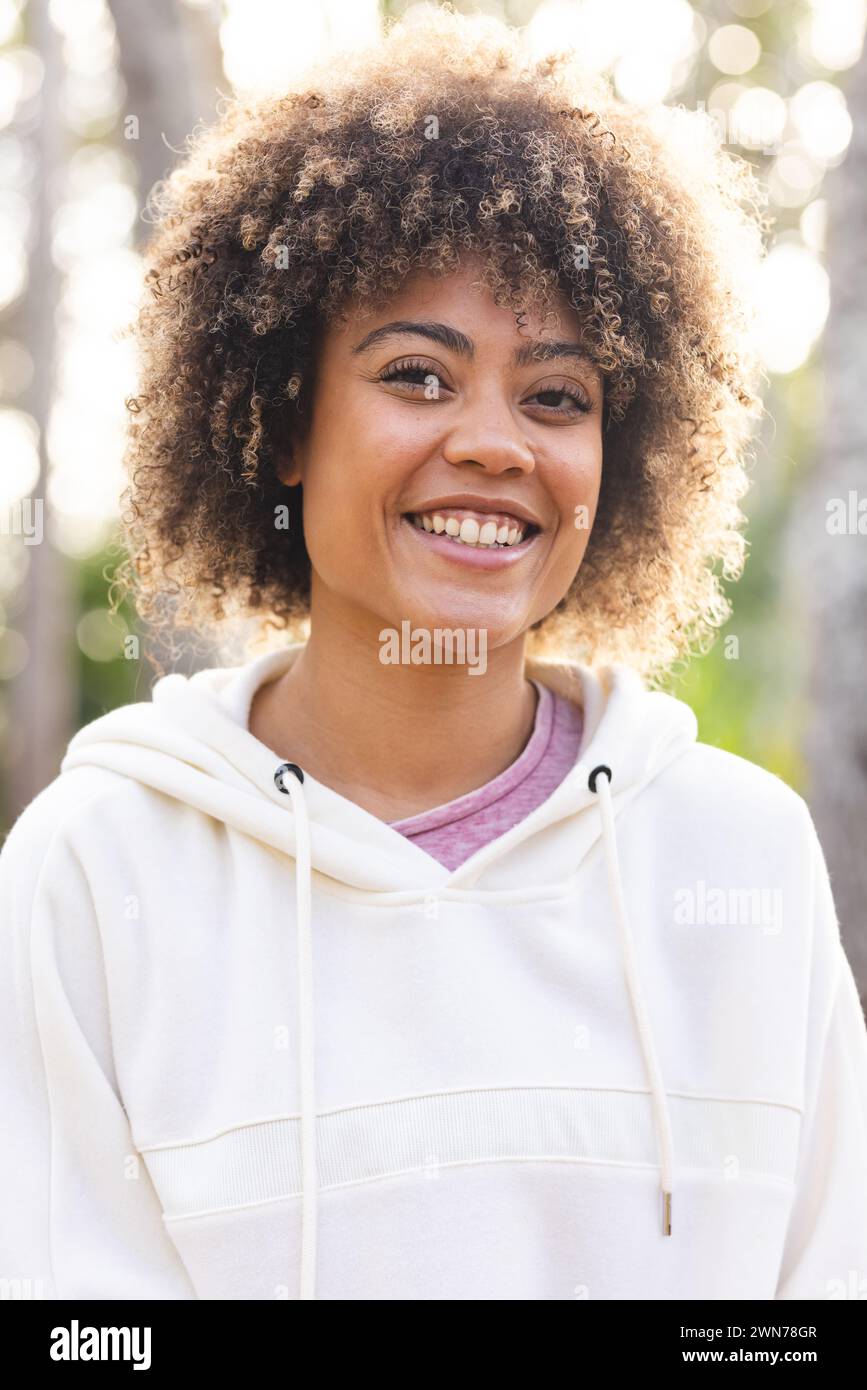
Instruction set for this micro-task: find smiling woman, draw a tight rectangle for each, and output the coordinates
[112,3,764,680]
[268,262,603,662]
[2,2,867,1309]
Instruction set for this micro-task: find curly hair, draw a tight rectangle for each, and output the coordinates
[113,2,768,683]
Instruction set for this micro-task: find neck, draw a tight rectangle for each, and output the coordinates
[249,598,538,821]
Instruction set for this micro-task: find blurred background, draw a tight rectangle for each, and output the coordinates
[0,0,865,997]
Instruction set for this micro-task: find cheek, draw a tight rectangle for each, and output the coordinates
[303,474,368,591]
[306,406,435,528]
[296,412,413,580]
[534,446,602,602]
[551,442,603,542]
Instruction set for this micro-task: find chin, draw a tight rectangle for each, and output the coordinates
[385,594,528,649]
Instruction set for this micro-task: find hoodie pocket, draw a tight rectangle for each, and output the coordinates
[138,1087,801,1222]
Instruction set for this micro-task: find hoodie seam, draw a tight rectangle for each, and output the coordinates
[301,873,588,906]
[159,1156,798,1224]
[25,857,59,1299]
[784,805,844,1199]
[23,783,131,1299]
[134,1083,804,1151]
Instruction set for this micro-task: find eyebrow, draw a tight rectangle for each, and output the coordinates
[351,320,592,369]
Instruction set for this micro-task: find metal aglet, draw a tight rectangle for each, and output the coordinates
[663,1190,672,1236]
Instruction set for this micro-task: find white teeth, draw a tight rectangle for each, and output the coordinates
[409,511,529,547]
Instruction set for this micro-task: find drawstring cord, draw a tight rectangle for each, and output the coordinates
[589,765,675,1236]
[274,762,318,1298]
[274,756,674,1304]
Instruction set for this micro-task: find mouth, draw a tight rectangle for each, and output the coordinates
[400,506,541,569]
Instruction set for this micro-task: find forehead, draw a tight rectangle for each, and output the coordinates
[325,257,584,351]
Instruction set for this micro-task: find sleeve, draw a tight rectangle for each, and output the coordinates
[0,790,196,1299]
[774,807,867,1300]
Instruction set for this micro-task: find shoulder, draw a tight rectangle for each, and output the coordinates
[0,672,172,900]
[637,738,822,903]
[1,689,175,866]
[0,767,130,884]
[655,738,812,836]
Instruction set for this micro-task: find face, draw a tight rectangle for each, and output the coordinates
[278,257,604,651]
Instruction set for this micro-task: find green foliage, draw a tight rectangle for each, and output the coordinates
[75,546,142,728]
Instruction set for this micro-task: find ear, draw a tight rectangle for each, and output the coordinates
[274,439,304,488]
[272,400,306,487]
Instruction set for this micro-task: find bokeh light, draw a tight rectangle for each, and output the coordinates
[790,81,853,162]
[0,407,39,507]
[708,23,761,76]
[730,86,787,151]
[755,241,830,374]
[220,0,381,98]
[525,0,698,103]
[801,0,866,71]
[76,607,128,662]
[800,198,827,254]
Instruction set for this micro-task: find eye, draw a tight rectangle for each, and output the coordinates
[376,360,593,415]
[377,357,448,395]
[527,381,593,416]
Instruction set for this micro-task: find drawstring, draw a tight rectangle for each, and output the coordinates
[589,765,675,1236]
[274,754,674,1305]
[274,762,318,1298]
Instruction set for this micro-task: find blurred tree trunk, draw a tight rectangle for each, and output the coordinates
[107,0,224,677]
[5,1,226,825]
[7,0,76,820]
[108,0,223,250]
[796,43,867,1004]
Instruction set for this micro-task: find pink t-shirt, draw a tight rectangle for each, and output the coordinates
[389,679,584,871]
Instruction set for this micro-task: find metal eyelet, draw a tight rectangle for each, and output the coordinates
[588,764,612,793]
[274,761,305,791]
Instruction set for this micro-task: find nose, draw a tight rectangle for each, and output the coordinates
[441,394,536,477]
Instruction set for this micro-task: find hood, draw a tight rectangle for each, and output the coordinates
[61,643,696,894]
[61,641,699,1296]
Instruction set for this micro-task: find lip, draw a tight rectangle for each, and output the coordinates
[404,493,544,530]
[400,515,541,569]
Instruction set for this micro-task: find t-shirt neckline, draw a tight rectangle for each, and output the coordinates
[389,678,555,832]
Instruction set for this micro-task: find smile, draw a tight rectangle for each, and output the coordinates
[409,508,532,548]
[401,508,541,569]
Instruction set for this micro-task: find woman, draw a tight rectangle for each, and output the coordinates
[2,7,866,1302]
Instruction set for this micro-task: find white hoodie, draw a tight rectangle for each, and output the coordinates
[2,642,866,1302]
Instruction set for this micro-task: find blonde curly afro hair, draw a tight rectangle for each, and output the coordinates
[115,2,768,681]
